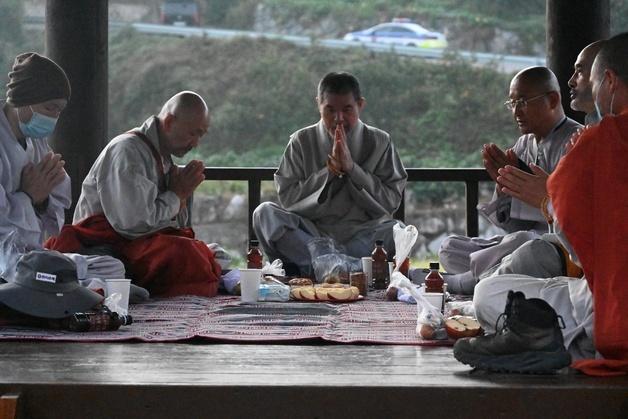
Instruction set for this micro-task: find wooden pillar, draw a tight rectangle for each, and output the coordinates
[547,0,610,123]
[45,0,108,221]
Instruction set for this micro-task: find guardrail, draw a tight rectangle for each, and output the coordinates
[24,16,545,71]
[201,167,492,239]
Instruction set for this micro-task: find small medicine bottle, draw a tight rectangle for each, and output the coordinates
[424,262,444,293]
[247,239,263,269]
[371,240,389,289]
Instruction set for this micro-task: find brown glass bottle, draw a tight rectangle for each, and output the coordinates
[425,262,444,293]
[372,240,389,289]
[62,309,133,332]
[247,239,263,269]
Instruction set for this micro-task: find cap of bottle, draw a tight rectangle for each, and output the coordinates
[375,239,384,246]
[429,262,440,270]
[250,239,259,247]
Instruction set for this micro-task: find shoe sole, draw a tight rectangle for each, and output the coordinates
[454,347,572,374]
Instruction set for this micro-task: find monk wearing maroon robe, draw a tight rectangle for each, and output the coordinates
[46,91,222,297]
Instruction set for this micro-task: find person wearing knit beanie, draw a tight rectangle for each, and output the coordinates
[6,52,71,107]
[3,52,72,142]
[1,52,72,250]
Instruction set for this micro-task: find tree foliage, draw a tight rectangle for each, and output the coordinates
[0,0,25,84]
[108,29,516,174]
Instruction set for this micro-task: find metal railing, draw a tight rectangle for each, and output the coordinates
[201,167,492,238]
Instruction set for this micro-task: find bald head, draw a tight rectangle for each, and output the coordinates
[511,66,561,96]
[159,90,208,120]
[158,91,210,158]
[568,40,606,114]
[508,66,565,138]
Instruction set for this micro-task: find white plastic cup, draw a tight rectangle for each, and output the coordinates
[105,278,131,315]
[388,261,395,279]
[239,268,262,303]
[361,257,373,286]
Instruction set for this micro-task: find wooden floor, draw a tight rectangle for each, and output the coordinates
[0,342,626,419]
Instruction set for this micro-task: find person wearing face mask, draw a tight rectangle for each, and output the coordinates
[46,91,226,298]
[437,67,582,294]
[0,52,71,251]
[252,72,407,276]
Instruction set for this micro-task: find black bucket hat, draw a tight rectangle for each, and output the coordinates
[0,250,103,319]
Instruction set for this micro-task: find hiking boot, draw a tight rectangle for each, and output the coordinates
[453,290,572,374]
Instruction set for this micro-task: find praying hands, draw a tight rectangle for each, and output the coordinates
[20,151,66,205]
[327,123,354,177]
[497,163,549,209]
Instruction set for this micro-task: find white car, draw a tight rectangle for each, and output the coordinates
[343,20,447,49]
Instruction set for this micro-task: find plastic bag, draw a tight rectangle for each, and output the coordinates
[222,260,286,296]
[258,276,290,302]
[390,223,419,274]
[0,231,25,282]
[387,223,447,341]
[261,259,285,277]
[307,237,360,283]
[390,272,447,340]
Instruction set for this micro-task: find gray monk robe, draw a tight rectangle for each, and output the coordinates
[253,120,407,272]
[438,117,581,294]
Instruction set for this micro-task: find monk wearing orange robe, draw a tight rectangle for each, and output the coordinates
[549,33,628,376]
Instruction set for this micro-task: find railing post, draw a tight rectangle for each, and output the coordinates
[248,178,261,241]
[465,181,480,237]
[393,190,405,223]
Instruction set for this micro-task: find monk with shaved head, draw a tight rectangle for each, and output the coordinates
[47,91,224,298]
[438,66,581,294]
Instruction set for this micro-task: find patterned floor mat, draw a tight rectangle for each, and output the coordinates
[0,292,454,346]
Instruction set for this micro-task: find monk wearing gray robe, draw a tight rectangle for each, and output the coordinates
[438,67,581,294]
[253,72,407,275]
[48,92,223,297]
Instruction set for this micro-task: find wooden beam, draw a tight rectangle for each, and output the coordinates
[45,0,109,222]
[0,343,627,419]
[546,0,610,123]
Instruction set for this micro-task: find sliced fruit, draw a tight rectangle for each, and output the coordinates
[298,287,316,301]
[445,316,483,339]
[314,287,329,301]
[327,287,353,300]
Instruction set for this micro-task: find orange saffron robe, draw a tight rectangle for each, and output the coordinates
[548,109,628,376]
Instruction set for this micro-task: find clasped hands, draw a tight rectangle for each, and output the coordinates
[327,124,354,178]
[20,151,66,206]
[168,160,205,206]
[482,143,549,208]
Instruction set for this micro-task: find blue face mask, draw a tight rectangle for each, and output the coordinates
[18,107,58,139]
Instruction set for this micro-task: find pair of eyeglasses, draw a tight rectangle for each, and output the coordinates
[503,92,550,111]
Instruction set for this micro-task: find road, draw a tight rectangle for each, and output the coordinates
[24,17,545,73]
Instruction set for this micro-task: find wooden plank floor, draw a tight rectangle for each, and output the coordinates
[1,342,627,419]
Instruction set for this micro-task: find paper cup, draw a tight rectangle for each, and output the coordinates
[105,278,131,315]
[239,268,262,303]
[361,257,373,286]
